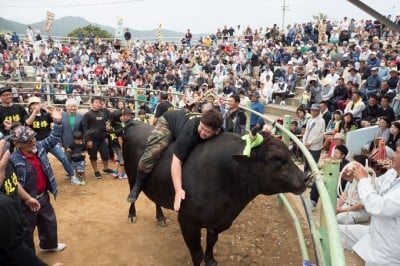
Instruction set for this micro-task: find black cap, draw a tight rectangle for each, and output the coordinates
[0,87,12,95]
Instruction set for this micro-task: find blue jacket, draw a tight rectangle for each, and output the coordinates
[10,122,62,199]
[61,112,83,149]
[250,101,265,126]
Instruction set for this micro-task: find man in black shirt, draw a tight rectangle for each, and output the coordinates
[81,96,113,179]
[153,92,174,126]
[128,109,223,211]
[0,87,28,149]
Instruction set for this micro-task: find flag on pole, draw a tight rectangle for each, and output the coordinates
[157,24,162,43]
[44,11,55,32]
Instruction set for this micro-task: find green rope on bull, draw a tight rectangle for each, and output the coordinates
[242,133,263,157]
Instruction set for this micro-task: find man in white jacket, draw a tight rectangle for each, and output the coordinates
[303,103,325,208]
[339,151,400,265]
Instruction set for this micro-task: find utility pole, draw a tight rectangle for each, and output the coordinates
[282,0,290,32]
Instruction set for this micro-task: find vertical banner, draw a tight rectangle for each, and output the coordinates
[157,23,162,43]
[115,16,124,39]
[44,11,55,32]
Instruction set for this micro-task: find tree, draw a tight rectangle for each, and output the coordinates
[68,25,113,39]
[313,13,328,22]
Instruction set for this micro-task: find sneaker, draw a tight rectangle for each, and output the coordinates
[80,180,86,186]
[118,173,127,180]
[103,169,114,174]
[112,170,119,178]
[40,243,66,253]
[94,171,102,179]
[71,177,81,185]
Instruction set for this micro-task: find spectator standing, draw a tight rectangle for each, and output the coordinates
[9,107,66,254]
[185,29,192,48]
[223,94,247,135]
[60,98,83,158]
[0,87,28,142]
[303,104,325,209]
[25,97,76,183]
[153,92,174,126]
[249,91,264,132]
[0,140,63,266]
[81,96,113,179]
[66,131,87,185]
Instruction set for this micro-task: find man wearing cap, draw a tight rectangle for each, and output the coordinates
[367,51,380,69]
[303,103,325,209]
[8,107,66,253]
[387,68,399,90]
[249,91,265,132]
[25,97,77,183]
[360,67,381,99]
[0,87,28,145]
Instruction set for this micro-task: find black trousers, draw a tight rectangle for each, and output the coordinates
[21,192,59,250]
[304,149,322,203]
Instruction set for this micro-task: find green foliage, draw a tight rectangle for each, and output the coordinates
[67,25,112,39]
[312,13,328,22]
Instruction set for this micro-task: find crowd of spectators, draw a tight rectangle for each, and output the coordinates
[1,13,400,265]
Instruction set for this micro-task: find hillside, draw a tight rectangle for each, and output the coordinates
[0,16,195,41]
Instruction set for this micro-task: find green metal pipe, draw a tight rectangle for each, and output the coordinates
[278,194,310,261]
[239,106,345,266]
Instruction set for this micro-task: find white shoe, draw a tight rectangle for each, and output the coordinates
[71,177,82,185]
[40,243,66,252]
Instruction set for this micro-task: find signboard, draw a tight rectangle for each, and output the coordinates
[115,16,124,38]
[44,11,55,32]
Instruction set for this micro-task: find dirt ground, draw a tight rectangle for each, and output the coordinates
[36,156,317,266]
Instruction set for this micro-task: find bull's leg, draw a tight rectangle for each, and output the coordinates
[204,229,219,266]
[128,203,137,223]
[178,216,204,266]
[155,204,169,227]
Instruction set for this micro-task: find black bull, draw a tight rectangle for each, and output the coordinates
[123,122,308,266]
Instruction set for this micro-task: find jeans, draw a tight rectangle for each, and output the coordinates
[50,143,74,177]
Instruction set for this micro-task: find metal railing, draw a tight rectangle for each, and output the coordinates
[239,106,345,266]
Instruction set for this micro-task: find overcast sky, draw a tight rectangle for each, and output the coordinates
[0,0,398,34]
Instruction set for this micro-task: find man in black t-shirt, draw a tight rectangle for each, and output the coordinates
[81,96,113,179]
[128,109,223,211]
[153,92,174,125]
[0,87,28,151]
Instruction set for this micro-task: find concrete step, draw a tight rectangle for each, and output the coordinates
[265,103,298,118]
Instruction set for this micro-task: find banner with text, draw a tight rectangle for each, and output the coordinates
[44,11,55,32]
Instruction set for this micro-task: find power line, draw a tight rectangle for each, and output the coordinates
[0,0,142,8]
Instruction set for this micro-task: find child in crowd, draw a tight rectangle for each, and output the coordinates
[121,107,134,123]
[66,131,87,185]
[289,120,303,162]
[135,109,150,124]
[109,110,127,179]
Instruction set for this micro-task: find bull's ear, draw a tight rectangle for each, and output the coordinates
[232,154,251,162]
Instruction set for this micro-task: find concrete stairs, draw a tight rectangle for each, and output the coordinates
[264,85,306,120]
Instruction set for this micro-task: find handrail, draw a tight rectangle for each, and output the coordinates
[239,105,345,266]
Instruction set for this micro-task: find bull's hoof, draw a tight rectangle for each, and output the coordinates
[205,258,218,266]
[157,218,170,227]
[128,216,137,224]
